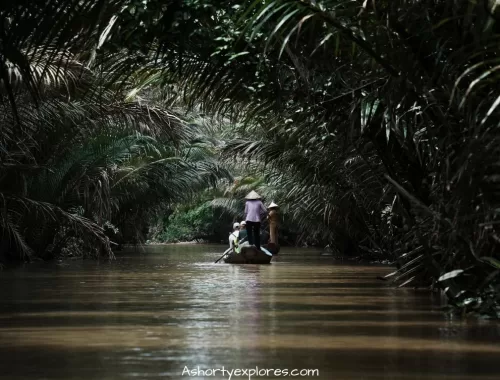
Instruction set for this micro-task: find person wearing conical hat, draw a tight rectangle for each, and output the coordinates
[244,191,267,250]
[245,190,261,200]
[267,202,279,246]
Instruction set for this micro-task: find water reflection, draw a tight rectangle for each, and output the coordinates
[0,245,498,380]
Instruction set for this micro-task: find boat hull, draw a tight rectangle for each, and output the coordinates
[263,242,280,255]
[224,246,272,264]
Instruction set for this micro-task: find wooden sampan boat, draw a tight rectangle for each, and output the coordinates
[224,245,273,264]
[223,201,280,264]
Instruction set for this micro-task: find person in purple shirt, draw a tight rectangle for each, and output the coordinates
[244,190,267,249]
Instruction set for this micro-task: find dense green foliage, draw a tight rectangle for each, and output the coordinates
[155,202,236,243]
[174,0,500,317]
[158,203,215,243]
[0,0,229,262]
[1,0,499,317]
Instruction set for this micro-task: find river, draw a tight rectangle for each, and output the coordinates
[0,245,499,380]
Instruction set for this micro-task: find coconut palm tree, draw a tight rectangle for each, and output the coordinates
[166,0,500,316]
[0,0,231,263]
[2,0,499,315]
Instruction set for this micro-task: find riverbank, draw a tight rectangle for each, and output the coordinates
[145,240,209,245]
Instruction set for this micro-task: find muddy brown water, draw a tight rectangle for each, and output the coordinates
[0,245,499,380]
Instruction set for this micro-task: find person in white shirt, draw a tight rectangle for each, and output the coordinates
[228,222,240,251]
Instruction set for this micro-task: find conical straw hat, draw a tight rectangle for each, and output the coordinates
[245,190,261,200]
[268,202,279,208]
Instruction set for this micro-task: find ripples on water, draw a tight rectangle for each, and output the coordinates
[0,245,499,380]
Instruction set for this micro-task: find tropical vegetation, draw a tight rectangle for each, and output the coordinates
[1,0,499,317]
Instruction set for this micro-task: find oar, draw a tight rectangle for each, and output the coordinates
[215,247,232,263]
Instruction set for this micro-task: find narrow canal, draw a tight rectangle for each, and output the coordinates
[0,245,498,379]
